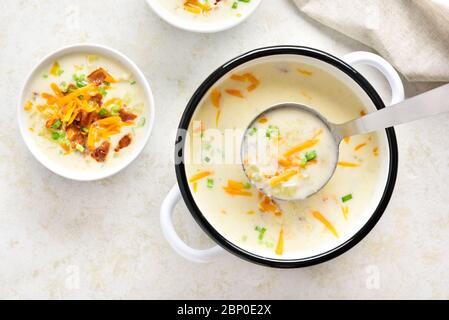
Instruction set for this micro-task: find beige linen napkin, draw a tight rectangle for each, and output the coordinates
[293,0,449,82]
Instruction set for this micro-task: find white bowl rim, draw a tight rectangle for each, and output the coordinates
[146,0,262,33]
[17,43,156,181]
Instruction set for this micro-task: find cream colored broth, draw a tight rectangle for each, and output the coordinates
[184,60,382,259]
[158,0,256,23]
[242,107,338,200]
[24,53,149,174]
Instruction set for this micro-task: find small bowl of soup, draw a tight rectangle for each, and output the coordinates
[161,46,403,267]
[147,0,262,33]
[18,44,155,181]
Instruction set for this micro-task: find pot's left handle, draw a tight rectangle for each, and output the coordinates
[160,184,225,263]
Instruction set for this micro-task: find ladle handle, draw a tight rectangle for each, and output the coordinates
[335,84,449,137]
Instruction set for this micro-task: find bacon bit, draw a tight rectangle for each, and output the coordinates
[223,180,252,197]
[343,137,351,143]
[24,100,33,111]
[189,171,212,183]
[89,93,103,106]
[341,206,349,220]
[87,68,116,85]
[210,89,221,108]
[225,89,244,98]
[78,111,97,127]
[114,134,132,152]
[373,147,379,156]
[67,125,86,148]
[354,142,367,151]
[258,116,268,124]
[283,139,319,158]
[118,109,137,122]
[275,229,284,255]
[297,68,313,76]
[269,169,298,187]
[259,195,282,216]
[360,110,367,116]
[312,210,339,237]
[337,161,360,167]
[91,141,110,162]
[193,182,198,193]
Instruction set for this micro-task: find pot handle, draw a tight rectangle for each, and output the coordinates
[160,184,225,263]
[342,51,405,105]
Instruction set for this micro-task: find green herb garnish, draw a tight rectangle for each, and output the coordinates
[110,104,120,115]
[232,1,238,9]
[305,150,317,161]
[248,127,257,136]
[75,144,85,152]
[342,194,353,203]
[207,178,214,188]
[130,80,136,85]
[98,108,108,117]
[51,131,62,140]
[244,182,252,189]
[98,86,107,97]
[73,74,87,88]
[51,119,62,130]
[81,126,89,133]
[255,226,267,241]
[266,125,280,139]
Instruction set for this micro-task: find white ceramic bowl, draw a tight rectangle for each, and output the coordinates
[18,44,155,181]
[146,0,262,33]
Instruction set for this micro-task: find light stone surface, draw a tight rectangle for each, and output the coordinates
[0,0,447,299]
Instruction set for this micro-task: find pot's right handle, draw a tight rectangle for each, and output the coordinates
[342,51,405,105]
[160,184,225,263]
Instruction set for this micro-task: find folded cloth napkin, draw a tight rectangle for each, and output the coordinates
[293,0,449,82]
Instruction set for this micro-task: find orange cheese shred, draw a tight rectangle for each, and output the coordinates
[283,139,319,158]
[189,171,212,183]
[337,161,360,168]
[225,89,244,98]
[312,211,339,237]
[275,229,284,255]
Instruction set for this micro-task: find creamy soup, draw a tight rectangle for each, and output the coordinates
[157,0,257,24]
[242,107,338,200]
[23,53,149,174]
[184,58,383,259]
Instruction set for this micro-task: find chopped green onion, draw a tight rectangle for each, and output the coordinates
[75,144,85,152]
[342,194,353,202]
[207,178,214,188]
[232,1,238,9]
[51,131,61,140]
[266,125,280,139]
[57,69,64,77]
[98,108,108,117]
[299,157,308,167]
[98,86,107,97]
[110,105,120,115]
[305,150,317,161]
[72,74,87,88]
[244,182,252,189]
[130,80,136,85]
[81,126,89,133]
[99,108,108,116]
[238,0,251,2]
[43,74,48,79]
[255,226,267,241]
[248,127,257,136]
[204,156,210,163]
[51,119,62,130]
